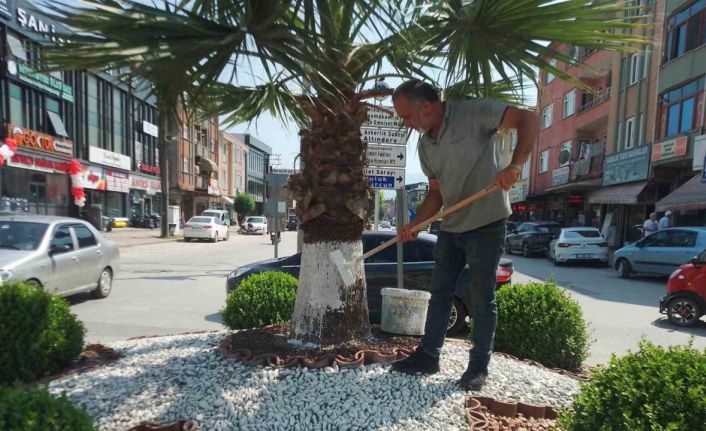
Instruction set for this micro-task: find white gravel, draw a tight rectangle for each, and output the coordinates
[47,331,580,431]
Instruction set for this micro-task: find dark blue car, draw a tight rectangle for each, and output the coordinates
[226,231,513,335]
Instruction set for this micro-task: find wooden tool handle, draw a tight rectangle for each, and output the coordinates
[357,184,500,263]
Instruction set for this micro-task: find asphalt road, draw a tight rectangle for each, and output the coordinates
[68,231,705,365]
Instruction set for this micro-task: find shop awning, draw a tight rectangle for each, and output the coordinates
[221,195,234,205]
[656,175,706,211]
[196,156,218,172]
[588,181,648,205]
[543,178,602,193]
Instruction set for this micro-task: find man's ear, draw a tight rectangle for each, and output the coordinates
[419,100,433,115]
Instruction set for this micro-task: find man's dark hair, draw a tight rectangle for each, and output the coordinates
[392,80,440,103]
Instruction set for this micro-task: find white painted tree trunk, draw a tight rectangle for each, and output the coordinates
[291,240,371,344]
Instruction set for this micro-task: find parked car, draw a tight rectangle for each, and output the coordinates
[660,248,706,327]
[202,209,232,226]
[612,227,706,278]
[505,221,561,257]
[286,216,299,231]
[183,216,230,242]
[379,220,392,230]
[548,227,609,266]
[226,231,514,335]
[0,215,120,298]
[243,216,267,235]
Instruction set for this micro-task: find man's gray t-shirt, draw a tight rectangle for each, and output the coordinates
[419,99,511,233]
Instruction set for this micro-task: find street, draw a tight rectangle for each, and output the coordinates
[68,230,705,365]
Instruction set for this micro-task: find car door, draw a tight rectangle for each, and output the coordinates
[633,231,670,274]
[70,223,104,291]
[661,230,700,274]
[507,223,526,251]
[45,224,79,295]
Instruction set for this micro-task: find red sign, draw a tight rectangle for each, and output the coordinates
[8,153,71,173]
[512,204,539,212]
[7,124,73,157]
[137,161,160,175]
[567,194,583,204]
[652,136,688,161]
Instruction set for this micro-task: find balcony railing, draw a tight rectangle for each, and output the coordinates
[577,87,611,114]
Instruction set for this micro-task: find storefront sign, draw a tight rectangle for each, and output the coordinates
[83,165,106,190]
[137,161,160,175]
[567,194,583,204]
[508,184,526,204]
[105,169,129,193]
[7,153,70,173]
[17,7,55,35]
[552,166,570,186]
[89,146,131,171]
[0,0,14,19]
[7,125,73,157]
[208,178,220,195]
[652,136,687,161]
[693,135,706,171]
[13,64,73,102]
[129,174,162,194]
[142,120,158,138]
[603,144,650,186]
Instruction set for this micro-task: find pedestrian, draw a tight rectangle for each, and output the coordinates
[658,210,672,230]
[643,212,658,236]
[389,80,537,391]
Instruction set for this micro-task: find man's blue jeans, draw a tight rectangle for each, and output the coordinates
[420,218,506,370]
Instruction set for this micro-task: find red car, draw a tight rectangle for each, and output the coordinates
[660,248,706,327]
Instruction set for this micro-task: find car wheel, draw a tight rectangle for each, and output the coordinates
[617,259,632,279]
[505,239,512,255]
[666,296,703,327]
[447,297,468,336]
[184,237,191,242]
[25,279,42,289]
[521,242,531,258]
[212,233,218,243]
[93,268,113,299]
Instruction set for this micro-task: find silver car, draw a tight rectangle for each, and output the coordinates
[0,215,120,298]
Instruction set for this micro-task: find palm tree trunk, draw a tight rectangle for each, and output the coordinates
[289,97,371,345]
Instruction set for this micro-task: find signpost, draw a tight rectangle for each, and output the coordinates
[365,167,405,189]
[366,144,406,168]
[361,127,407,145]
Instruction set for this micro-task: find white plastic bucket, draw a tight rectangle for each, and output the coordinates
[380,288,432,336]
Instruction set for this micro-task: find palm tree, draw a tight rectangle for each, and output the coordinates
[43,0,642,345]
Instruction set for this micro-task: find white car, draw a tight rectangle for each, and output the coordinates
[183,216,230,242]
[379,221,392,230]
[548,227,608,266]
[243,216,267,235]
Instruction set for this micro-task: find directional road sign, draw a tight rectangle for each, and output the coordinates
[366,167,405,190]
[366,144,406,168]
[364,106,403,129]
[361,127,407,145]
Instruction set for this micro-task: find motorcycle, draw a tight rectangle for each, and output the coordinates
[131,214,160,229]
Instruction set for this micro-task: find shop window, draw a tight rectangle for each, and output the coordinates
[9,83,25,127]
[87,75,101,147]
[664,0,706,62]
[73,225,97,248]
[6,33,27,61]
[47,111,69,137]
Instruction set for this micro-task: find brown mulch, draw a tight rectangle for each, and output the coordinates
[127,420,201,431]
[34,344,122,385]
[219,323,420,368]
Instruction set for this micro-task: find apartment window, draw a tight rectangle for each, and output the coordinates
[542,104,553,129]
[6,33,27,61]
[112,88,126,154]
[568,45,579,62]
[182,156,191,174]
[629,54,641,85]
[664,0,706,62]
[9,83,25,127]
[625,116,635,149]
[86,75,101,147]
[627,0,646,17]
[563,90,576,117]
[560,141,572,166]
[658,76,705,138]
[521,160,530,180]
[545,59,556,84]
[539,150,549,173]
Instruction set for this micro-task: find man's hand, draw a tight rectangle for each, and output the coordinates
[496,165,521,191]
[398,223,420,242]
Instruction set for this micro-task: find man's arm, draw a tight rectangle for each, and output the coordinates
[496,107,539,190]
[399,179,443,242]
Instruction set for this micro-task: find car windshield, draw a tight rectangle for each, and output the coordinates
[0,221,49,251]
[536,225,560,234]
[202,212,220,217]
[189,217,214,224]
[565,230,601,238]
[247,217,265,223]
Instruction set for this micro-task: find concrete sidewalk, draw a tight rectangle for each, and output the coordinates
[102,227,181,248]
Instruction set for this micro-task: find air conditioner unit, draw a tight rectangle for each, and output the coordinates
[559,149,572,165]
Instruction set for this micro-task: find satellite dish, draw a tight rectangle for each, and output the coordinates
[559,149,572,165]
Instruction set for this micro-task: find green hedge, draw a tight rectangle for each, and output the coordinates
[559,341,706,431]
[493,281,590,371]
[0,386,95,431]
[221,271,298,329]
[0,281,85,385]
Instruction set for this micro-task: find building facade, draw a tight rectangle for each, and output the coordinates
[0,1,161,223]
[496,129,532,222]
[234,133,271,215]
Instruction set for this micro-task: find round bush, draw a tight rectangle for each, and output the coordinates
[559,341,706,431]
[0,281,85,385]
[493,281,589,371]
[221,271,298,329]
[0,386,95,431]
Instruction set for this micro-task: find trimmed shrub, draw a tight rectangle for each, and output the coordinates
[493,281,589,371]
[221,271,298,329]
[559,341,706,431]
[0,281,85,385]
[0,386,95,431]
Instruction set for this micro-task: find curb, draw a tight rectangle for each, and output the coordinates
[465,396,559,431]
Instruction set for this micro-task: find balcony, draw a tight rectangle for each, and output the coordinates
[577,87,611,114]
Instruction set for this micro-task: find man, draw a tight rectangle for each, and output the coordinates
[643,212,658,237]
[390,80,537,391]
[658,210,672,230]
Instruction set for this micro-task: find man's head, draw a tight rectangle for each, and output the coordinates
[665,210,673,218]
[392,80,444,135]
[650,212,657,220]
